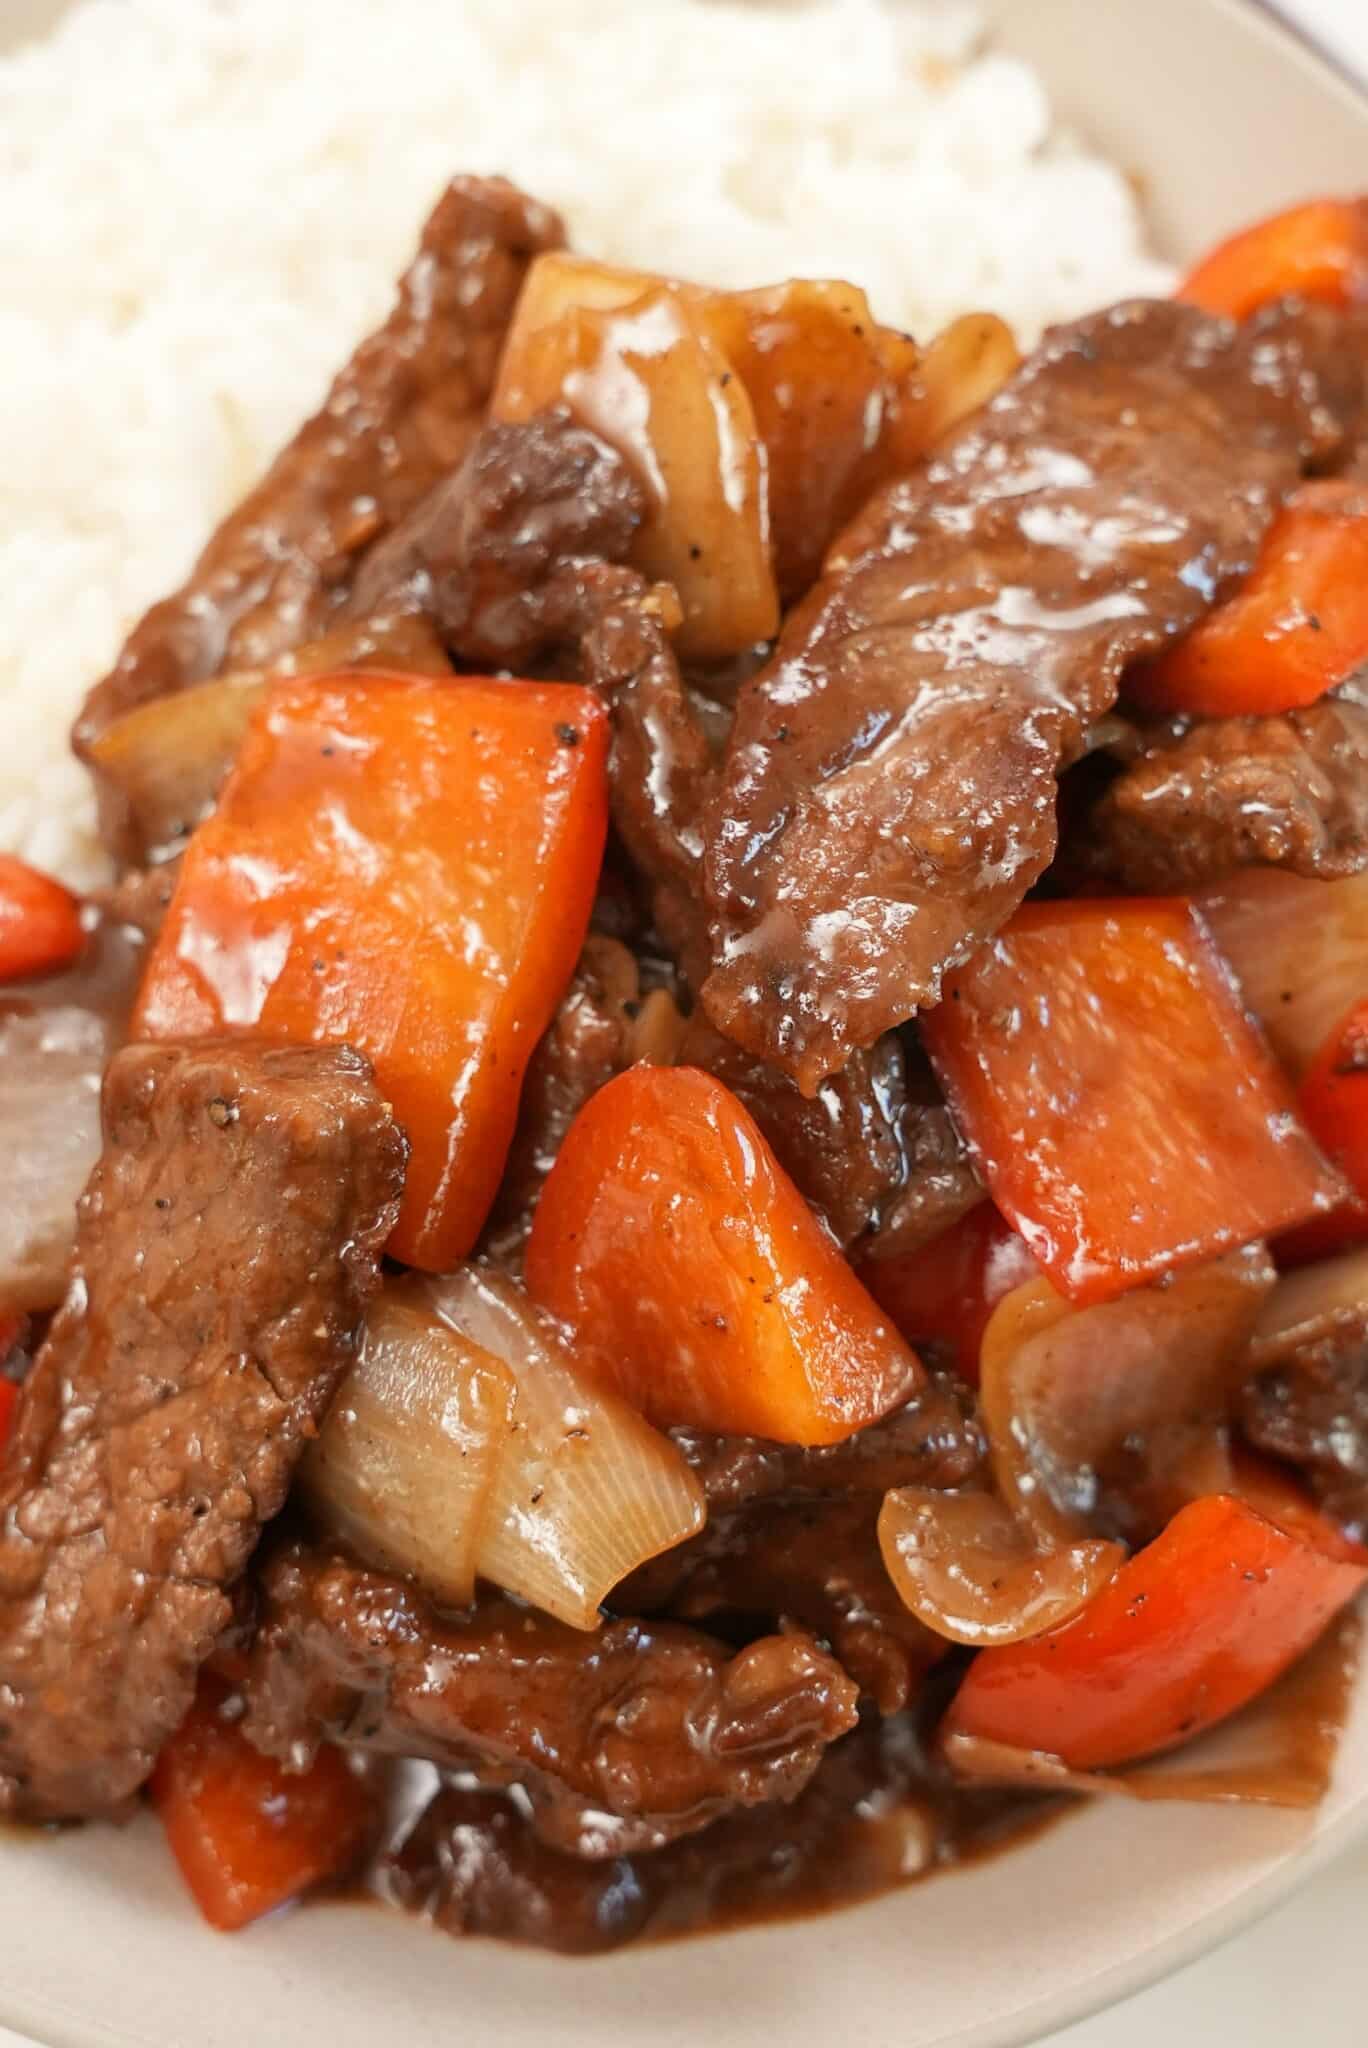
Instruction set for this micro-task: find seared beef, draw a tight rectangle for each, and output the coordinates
[344,408,645,661]
[1251,295,1368,471]
[241,1545,859,1857]
[1078,694,1368,890]
[625,1496,942,1714]
[484,936,645,1257]
[578,566,718,982]
[0,1042,404,1821]
[858,1039,982,1261]
[344,404,712,978]
[670,1375,984,1515]
[699,299,1338,1088]
[1242,1332,1368,1543]
[381,1716,973,1954]
[76,177,562,780]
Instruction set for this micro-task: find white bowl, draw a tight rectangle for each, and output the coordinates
[3,2,1368,2044]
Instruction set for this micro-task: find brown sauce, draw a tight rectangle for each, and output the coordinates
[324,1611,1362,1956]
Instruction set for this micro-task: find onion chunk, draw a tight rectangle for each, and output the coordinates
[878,1486,1120,1648]
[980,1245,1275,1546]
[424,1265,705,1629]
[1197,870,1368,1077]
[0,921,140,1312]
[303,1287,515,1607]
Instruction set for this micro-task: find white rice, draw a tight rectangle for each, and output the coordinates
[0,0,1173,888]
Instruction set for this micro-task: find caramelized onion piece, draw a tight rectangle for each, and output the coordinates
[878,1486,1121,1647]
[1197,869,1368,1077]
[885,310,1020,468]
[1249,1244,1368,1370]
[495,252,1017,655]
[980,1245,1275,1546]
[87,672,268,863]
[423,1265,705,1629]
[0,920,141,1311]
[303,1288,516,1606]
[494,257,777,662]
[86,613,452,862]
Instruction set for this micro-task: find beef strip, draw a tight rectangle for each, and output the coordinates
[240,1544,859,1858]
[343,407,645,661]
[0,1041,405,1822]
[858,1035,982,1261]
[1242,1332,1368,1544]
[380,1715,961,1954]
[1076,692,1368,891]
[577,565,719,983]
[1251,295,1368,472]
[623,1496,942,1715]
[698,299,1341,1089]
[339,403,715,981]
[483,935,643,1256]
[326,403,721,985]
[76,177,563,843]
[669,1374,984,1516]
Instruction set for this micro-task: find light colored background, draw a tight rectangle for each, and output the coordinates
[0,5,1362,2046]
[1046,13,1368,2044]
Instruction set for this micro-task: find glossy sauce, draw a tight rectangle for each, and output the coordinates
[333,1607,1361,1954]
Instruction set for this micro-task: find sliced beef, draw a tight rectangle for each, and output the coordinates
[1241,1331,1368,1543]
[1077,694,1368,890]
[345,406,715,984]
[0,1042,405,1822]
[240,1544,859,1858]
[76,177,563,791]
[1251,295,1368,472]
[578,567,719,984]
[858,1038,982,1261]
[670,1374,984,1516]
[624,1496,942,1715]
[343,408,645,662]
[484,935,643,1256]
[699,299,1339,1089]
[381,1716,947,1954]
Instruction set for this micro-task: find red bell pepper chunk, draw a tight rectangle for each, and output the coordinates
[134,672,608,1270]
[0,1313,25,1453]
[922,899,1343,1306]
[859,1203,1039,1385]
[941,1491,1368,1771]
[151,1685,375,1931]
[0,854,83,984]
[1177,196,1368,320]
[1135,481,1368,718]
[1278,997,1368,1263]
[524,1064,922,1445]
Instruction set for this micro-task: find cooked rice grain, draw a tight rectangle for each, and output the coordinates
[0,0,1172,885]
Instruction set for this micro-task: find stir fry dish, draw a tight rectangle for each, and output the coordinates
[4,180,1368,1953]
